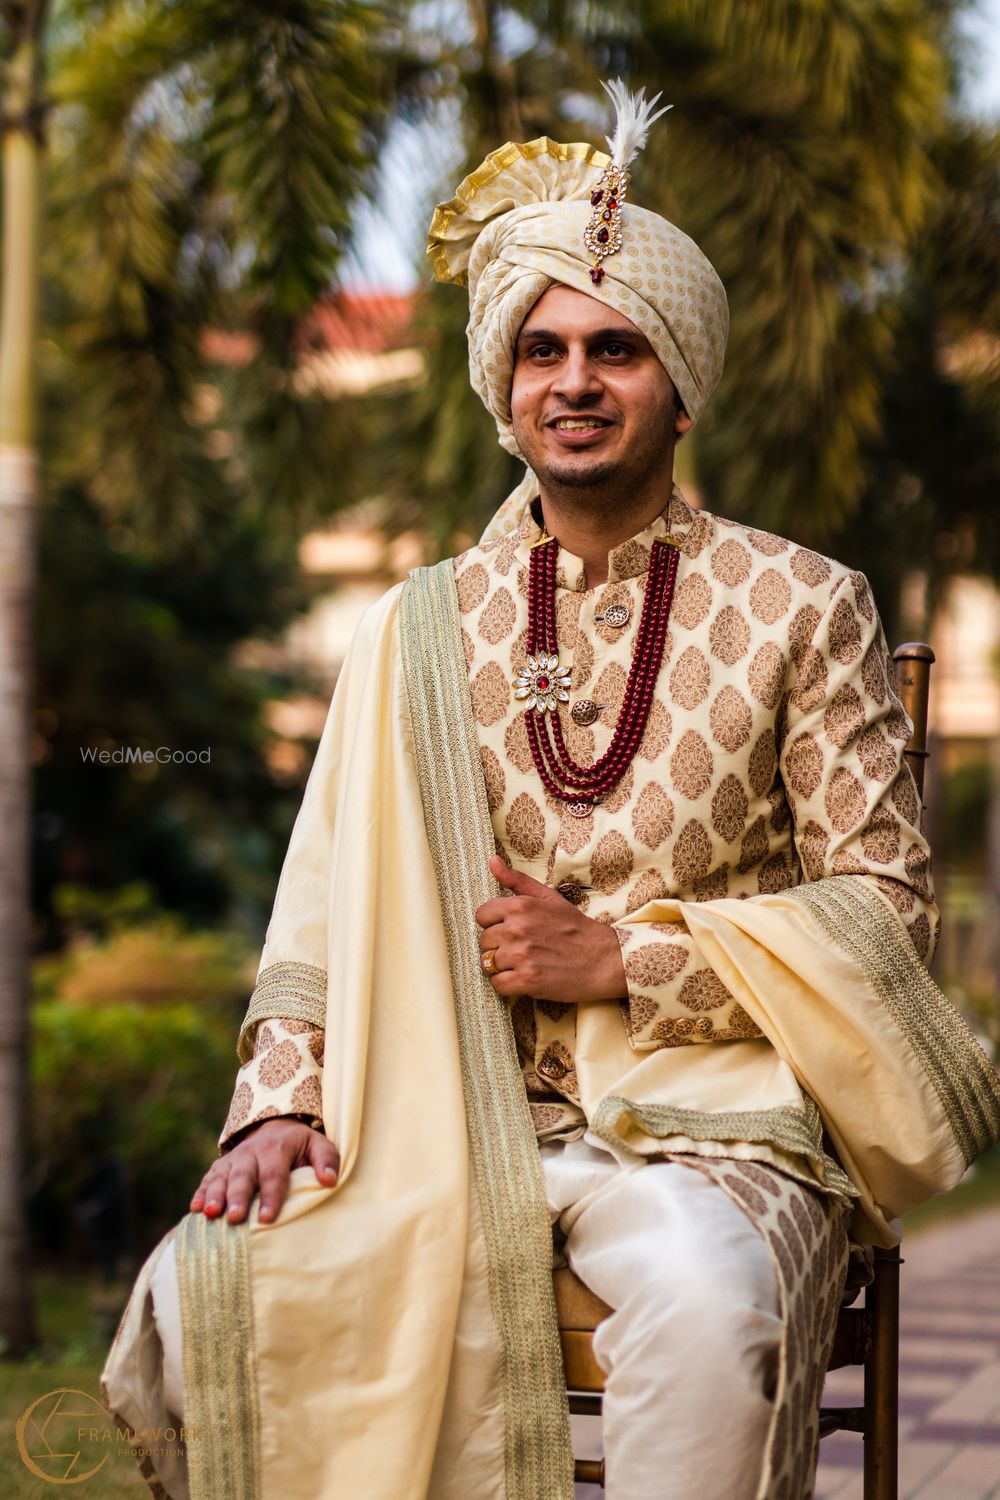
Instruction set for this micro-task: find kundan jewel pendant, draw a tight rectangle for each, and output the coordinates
[512,653,571,714]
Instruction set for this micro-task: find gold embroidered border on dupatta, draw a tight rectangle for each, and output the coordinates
[176,1213,261,1499]
[787,878,1000,1165]
[591,1093,858,1199]
[400,561,574,1500]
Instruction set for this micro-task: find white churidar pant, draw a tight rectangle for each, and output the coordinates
[542,1135,782,1500]
[150,1135,782,1500]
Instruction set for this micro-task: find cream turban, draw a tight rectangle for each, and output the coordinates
[426,136,729,461]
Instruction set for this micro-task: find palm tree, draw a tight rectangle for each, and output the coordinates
[0,0,47,1356]
[372,0,997,589]
[0,0,400,1354]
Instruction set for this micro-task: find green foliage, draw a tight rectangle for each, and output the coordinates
[830,117,1000,618]
[26,1,409,928]
[941,755,991,872]
[32,483,311,931]
[44,0,400,526]
[30,999,239,1258]
[363,283,527,552]
[33,906,256,1008]
[370,1,1000,616]
[51,880,162,938]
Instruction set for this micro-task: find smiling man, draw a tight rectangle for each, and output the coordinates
[103,90,1000,1500]
[509,286,693,586]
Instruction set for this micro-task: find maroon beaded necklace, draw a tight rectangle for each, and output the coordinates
[513,527,681,816]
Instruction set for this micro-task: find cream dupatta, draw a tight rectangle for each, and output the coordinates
[101,564,574,1500]
[664,879,1000,1244]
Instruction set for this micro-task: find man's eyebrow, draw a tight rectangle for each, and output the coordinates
[516,325,645,345]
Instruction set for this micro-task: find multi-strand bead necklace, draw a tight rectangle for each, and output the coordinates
[512,527,681,817]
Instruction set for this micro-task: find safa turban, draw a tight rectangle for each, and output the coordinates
[426,137,729,460]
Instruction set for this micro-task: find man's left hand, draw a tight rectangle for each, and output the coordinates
[474,855,628,1003]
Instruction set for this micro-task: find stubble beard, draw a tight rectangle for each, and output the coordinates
[531,453,625,508]
[515,421,677,523]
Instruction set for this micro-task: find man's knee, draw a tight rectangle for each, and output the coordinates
[614,1249,776,1346]
[588,1182,783,1389]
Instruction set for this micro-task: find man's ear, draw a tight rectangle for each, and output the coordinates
[675,404,693,437]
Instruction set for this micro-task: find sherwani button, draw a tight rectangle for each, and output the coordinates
[599,603,631,628]
[556,880,585,905]
[571,698,600,726]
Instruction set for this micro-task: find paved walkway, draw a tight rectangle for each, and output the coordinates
[573,1206,1000,1498]
[816,1207,1000,1499]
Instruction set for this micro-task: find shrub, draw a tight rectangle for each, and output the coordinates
[31,1000,242,1265]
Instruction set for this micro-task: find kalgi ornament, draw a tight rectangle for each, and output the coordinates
[584,78,671,286]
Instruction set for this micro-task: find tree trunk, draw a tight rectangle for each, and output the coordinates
[0,30,42,1356]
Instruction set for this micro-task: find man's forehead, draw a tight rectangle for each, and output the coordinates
[517,286,646,343]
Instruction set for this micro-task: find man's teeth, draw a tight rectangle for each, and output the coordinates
[553,418,606,430]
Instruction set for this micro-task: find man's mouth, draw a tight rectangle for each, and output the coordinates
[548,416,614,431]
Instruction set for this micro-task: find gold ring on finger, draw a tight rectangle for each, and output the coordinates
[481,948,498,977]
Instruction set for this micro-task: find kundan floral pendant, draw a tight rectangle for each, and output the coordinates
[512,653,571,714]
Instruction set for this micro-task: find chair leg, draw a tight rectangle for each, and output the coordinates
[863,1246,900,1500]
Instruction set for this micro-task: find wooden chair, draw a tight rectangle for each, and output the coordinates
[557,642,935,1500]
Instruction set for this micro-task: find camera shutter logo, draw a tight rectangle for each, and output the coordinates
[16,1387,110,1485]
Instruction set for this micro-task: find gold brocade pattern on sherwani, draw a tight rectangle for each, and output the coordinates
[237,961,327,1061]
[674,1156,851,1500]
[450,484,938,1164]
[220,1017,325,1148]
[220,484,942,1184]
[218,963,328,1150]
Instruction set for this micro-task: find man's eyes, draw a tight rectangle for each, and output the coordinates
[524,342,634,360]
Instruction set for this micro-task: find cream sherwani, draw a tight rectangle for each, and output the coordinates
[220,486,933,1209]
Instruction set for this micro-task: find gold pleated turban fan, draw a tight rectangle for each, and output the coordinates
[427,80,730,462]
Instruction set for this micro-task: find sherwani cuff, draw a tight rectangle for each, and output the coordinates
[610,916,763,1050]
[217,1017,325,1152]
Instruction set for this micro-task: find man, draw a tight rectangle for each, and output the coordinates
[102,88,1000,1500]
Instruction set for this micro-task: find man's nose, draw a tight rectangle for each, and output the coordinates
[552,351,602,403]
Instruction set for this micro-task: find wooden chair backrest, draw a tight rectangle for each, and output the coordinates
[892,643,934,799]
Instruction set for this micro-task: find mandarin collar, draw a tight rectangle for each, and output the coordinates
[514,483,700,590]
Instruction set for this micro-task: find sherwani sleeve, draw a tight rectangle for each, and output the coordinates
[779,569,938,960]
[612,567,938,1053]
[610,918,761,1051]
[217,1018,326,1152]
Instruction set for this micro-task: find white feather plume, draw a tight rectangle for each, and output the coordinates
[602,78,671,171]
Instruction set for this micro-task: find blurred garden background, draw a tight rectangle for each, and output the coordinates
[1,0,1000,1488]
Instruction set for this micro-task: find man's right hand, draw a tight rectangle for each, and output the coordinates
[190,1118,340,1225]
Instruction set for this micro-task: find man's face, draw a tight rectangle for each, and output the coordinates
[509,284,691,501]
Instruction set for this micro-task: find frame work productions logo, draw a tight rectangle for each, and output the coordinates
[16,1386,196,1485]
